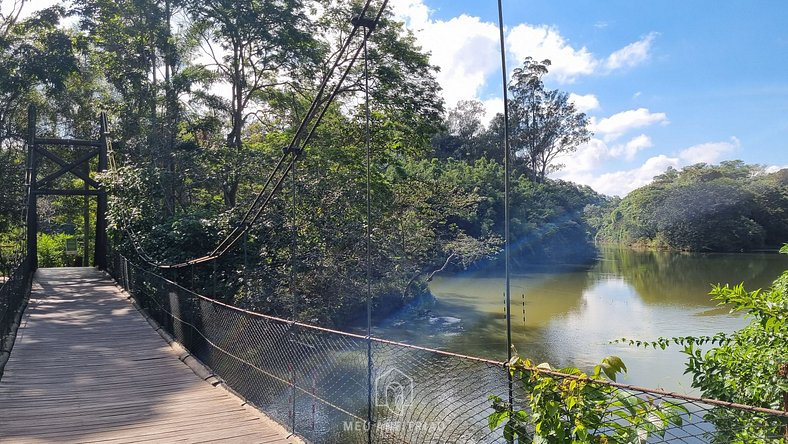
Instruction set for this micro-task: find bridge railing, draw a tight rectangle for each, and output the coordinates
[108,253,788,443]
[0,254,31,379]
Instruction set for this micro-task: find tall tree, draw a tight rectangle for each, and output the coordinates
[432,100,492,160]
[0,5,77,230]
[506,57,591,182]
[186,0,319,208]
[74,0,191,217]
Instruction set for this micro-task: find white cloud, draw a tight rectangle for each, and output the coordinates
[605,33,658,71]
[507,25,656,83]
[563,138,611,173]
[612,134,653,160]
[390,0,431,29]
[507,24,598,83]
[555,137,747,196]
[557,154,680,196]
[765,165,788,174]
[481,97,504,124]
[591,108,668,142]
[678,137,740,164]
[569,93,600,113]
[556,133,652,180]
[392,0,656,110]
[390,8,501,107]
[592,155,681,196]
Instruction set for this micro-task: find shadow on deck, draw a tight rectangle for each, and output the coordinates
[0,267,298,444]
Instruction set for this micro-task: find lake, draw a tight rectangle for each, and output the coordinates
[374,247,788,393]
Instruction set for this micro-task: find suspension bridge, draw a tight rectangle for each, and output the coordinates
[2,1,788,442]
[1,117,786,441]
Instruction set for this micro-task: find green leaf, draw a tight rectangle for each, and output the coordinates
[488,410,510,430]
[599,355,627,381]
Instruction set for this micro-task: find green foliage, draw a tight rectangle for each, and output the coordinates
[0,5,78,229]
[618,245,788,442]
[489,354,688,443]
[0,0,602,328]
[435,59,591,183]
[37,233,71,268]
[597,162,788,251]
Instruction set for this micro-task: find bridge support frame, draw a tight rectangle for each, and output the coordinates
[25,106,109,271]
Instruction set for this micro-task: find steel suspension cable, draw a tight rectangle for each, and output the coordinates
[496,0,515,431]
[363,34,374,443]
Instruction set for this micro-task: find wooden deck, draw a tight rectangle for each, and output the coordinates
[0,268,298,444]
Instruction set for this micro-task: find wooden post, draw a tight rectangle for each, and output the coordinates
[26,106,37,271]
[94,113,109,270]
[83,160,90,267]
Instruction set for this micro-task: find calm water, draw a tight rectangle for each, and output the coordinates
[374,247,788,392]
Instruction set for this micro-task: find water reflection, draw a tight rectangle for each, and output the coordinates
[375,247,787,392]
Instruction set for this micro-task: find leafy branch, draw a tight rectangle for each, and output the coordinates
[489,353,688,443]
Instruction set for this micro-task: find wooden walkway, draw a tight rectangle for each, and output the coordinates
[0,268,297,444]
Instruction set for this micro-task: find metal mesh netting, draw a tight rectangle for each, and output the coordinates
[109,254,788,443]
[0,256,30,346]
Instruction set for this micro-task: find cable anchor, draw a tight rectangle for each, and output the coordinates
[282,145,303,157]
[351,15,377,30]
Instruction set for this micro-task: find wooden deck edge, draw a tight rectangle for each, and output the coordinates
[107,271,305,444]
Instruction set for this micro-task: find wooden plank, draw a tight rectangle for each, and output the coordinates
[0,268,298,444]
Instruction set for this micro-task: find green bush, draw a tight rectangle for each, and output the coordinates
[489,355,687,443]
[37,233,70,268]
[616,244,788,442]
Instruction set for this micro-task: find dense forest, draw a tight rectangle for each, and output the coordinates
[0,1,605,325]
[1,1,784,326]
[596,161,788,252]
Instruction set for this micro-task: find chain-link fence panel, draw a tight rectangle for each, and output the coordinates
[0,255,31,380]
[109,254,788,444]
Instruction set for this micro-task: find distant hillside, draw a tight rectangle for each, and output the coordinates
[595,161,788,251]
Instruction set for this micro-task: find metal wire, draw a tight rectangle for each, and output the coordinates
[108,253,788,444]
[362,28,375,444]
[0,255,31,379]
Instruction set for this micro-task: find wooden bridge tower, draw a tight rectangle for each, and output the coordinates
[25,106,109,271]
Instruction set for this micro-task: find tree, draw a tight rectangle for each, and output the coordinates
[185,0,319,208]
[73,0,187,216]
[506,57,591,182]
[598,161,788,251]
[432,100,492,160]
[0,5,78,231]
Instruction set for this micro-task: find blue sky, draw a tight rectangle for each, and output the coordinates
[9,0,787,196]
[390,0,788,196]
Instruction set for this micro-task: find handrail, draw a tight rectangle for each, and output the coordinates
[109,252,788,443]
[0,255,32,380]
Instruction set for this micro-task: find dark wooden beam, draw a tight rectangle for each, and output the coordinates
[34,146,99,188]
[95,112,109,270]
[35,189,103,196]
[34,137,102,147]
[37,148,100,189]
[26,106,37,271]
